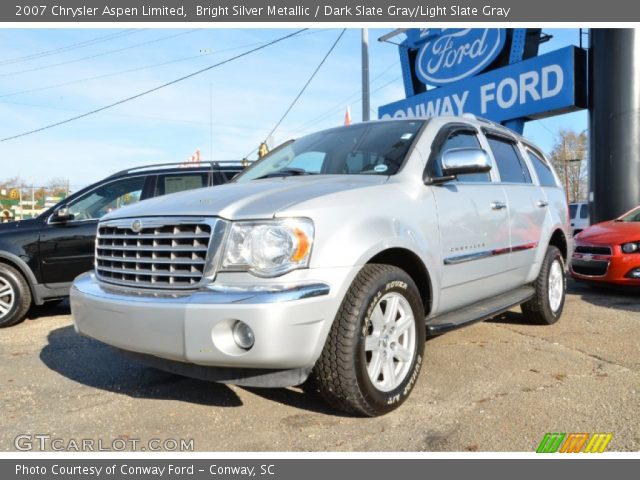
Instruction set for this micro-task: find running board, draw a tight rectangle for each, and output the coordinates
[426,286,535,336]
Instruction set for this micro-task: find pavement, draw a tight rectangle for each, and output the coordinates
[1,280,638,452]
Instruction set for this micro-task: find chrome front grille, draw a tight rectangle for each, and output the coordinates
[96,217,219,289]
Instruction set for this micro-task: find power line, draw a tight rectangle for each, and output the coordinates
[287,72,401,136]
[286,61,400,135]
[0,28,335,100]
[0,29,308,143]
[0,30,142,67]
[243,62,400,159]
[0,29,200,78]
[262,28,346,144]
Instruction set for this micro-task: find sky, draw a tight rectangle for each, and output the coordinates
[0,27,587,190]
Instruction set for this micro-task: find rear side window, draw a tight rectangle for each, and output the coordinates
[527,150,558,187]
[155,172,209,196]
[439,130,491,183]
[487,136,532,184]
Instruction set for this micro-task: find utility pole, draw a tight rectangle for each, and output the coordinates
[563,136,583,203]
[362,28,370,122]
[209,82,214,162]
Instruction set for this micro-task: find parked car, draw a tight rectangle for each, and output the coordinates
[569,201,590,235]
[571,205,640,287]
[0,161,244,327]
[71,117,570,416]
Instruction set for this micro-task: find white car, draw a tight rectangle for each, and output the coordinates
[71,116,570,416]
[569,201,590,235]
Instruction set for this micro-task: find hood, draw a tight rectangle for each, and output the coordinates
[102,175,389,221]
[576,220,640,245]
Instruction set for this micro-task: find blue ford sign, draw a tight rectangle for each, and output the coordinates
[379,46,586,124]
[415,29,507,86]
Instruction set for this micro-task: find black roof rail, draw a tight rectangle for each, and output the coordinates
[107,160,249,179]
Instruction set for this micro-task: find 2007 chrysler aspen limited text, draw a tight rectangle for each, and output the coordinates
[71,116,570,416]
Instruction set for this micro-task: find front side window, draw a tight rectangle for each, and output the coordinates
[235,120,425,182]
[488,136,532,184]
[580,204,589,219]
[67,177,145,221]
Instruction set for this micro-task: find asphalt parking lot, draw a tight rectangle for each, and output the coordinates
[1,280,638,452]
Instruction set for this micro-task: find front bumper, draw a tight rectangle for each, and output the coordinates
[570,248,640,286]
[71,267,358,371]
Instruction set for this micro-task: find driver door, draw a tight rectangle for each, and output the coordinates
[428,126,512,313]
[39,175,149,285]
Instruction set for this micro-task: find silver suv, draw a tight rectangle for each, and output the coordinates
[71,116,570,416]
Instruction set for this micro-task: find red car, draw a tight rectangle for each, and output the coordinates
[571,205,640,286]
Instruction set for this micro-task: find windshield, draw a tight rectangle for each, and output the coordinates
[617,206,640,222]
[569,204,577,219]
[235,120,425,182]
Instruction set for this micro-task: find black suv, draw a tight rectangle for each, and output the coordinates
[0,161,244,327]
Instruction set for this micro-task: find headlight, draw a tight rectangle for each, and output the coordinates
[621,242,640,254]
[221,218,314,277]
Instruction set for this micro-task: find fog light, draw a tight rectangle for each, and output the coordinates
[232,321,255,350]
[626,268,640,279]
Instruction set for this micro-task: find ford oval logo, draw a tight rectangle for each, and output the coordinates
[415,29,506,86]
[131,219,142,233]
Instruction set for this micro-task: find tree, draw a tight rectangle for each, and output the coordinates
[46,178,69,199]
[548,128,588,203]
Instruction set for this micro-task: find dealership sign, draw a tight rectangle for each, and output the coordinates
[379,46,586,123]
[415,29,507,86]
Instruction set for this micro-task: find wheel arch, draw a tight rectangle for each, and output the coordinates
[0,252,39,304]
[366,247,433,317]
[548,228,569,262]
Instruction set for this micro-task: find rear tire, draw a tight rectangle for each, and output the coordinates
[521,246,565,325]
[313,264,425,416]
[0,263,32,328]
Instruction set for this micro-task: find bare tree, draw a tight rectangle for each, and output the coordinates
[0,177,69,203]
[46,177,70,198]
[548,128,588,203]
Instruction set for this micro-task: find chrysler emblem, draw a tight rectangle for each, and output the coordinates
[131,219,142,233]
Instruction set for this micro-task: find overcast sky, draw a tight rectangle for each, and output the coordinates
[0,27,587,190]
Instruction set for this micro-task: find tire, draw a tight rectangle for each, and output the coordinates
[0,263,32,328]
[313,264,425,416]
[521,246,566,325]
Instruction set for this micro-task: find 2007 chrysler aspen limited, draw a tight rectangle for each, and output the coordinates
[71,116,570,416]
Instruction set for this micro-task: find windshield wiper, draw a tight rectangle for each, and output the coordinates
[255,167,311,180]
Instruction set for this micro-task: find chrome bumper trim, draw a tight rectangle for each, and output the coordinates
[73,272,330,305]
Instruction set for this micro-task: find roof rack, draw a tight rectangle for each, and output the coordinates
[107,160,249,179]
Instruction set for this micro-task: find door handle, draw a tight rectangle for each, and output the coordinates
[536,200,549,208]
[491,201,507,210]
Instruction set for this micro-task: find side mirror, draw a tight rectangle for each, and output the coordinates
[50,206,74,223]
[441,148,492,176]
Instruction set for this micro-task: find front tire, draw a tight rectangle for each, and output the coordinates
[521,246,566,325]
[313,264,425,416]
[0,263,32,328]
